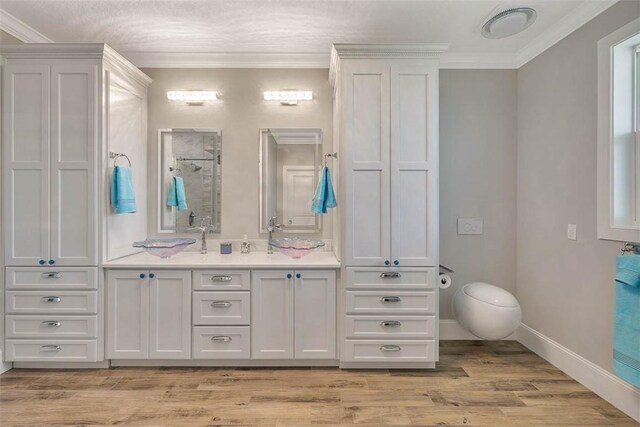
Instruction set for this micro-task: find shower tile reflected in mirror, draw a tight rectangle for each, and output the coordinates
[158,129,221,234]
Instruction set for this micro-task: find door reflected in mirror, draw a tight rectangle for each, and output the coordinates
[158,128,221,234]
[259,128,322,234]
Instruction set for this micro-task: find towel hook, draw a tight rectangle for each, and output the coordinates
[109,151,131,167]
[324,152,337,167]
[621,242,640,255]
[169,166,183,176]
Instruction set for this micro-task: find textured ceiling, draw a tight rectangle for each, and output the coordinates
[0,0,593,56]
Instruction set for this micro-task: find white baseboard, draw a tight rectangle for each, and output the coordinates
[439,319,517,340]
[0,349,12,374]
[518,324,640,422]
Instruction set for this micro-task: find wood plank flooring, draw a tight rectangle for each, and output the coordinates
[0,341,636,426]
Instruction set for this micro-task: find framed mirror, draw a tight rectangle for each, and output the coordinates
[158,128,221,233]
[259,128,322,234]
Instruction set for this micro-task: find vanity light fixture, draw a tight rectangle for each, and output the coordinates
[264,90,313,106]
[167,90,218,105]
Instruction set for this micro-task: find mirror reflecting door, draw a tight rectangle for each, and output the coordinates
[259,128,322,234]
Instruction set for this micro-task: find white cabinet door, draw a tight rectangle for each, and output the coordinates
[342,61,391,267]
[294,270,336,359]
[251,270,294,359]
[50,64,98,266]
[2,63,51,266]
[106,270,149,359]
[149,270,191,359]
[390,62,439,267]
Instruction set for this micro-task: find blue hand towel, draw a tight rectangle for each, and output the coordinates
[311,166,337,214]
[110,166,136,214]
[612,255,640,388]
[167,176,188,210]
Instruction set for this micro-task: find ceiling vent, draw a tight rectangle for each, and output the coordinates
[481,7,537,39]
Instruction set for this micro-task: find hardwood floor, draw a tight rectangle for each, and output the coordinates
[0,341,636,426]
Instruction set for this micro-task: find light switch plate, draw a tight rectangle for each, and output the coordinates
[568,224,577,240]
[458,218,483,235]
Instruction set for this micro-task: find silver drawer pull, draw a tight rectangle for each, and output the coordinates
[380,321,402,328]
[211,301,232,308]
[380,345,401,352]
[41,345,62,352]
[380,272,402,279]
[380,296,401,303]
[41,272,62,279]
[210,275,233,282]
[41,321,62,327]
[211,335,232,342]
[41,296,61,303]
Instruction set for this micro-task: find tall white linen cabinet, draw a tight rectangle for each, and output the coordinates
[330,44,444,368]
[1,44,150,363]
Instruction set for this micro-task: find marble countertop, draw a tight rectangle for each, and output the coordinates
[103,250,341,269]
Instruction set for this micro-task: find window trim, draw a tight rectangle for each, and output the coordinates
[597,18,640,243]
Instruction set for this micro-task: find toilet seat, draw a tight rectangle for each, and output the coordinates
[462,282,519,308]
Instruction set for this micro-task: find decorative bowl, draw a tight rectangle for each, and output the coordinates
[269,238,325,259]
[133,238,196,258]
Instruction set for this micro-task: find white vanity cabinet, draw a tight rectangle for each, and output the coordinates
[106,270,191,359]
[251,270,336,360]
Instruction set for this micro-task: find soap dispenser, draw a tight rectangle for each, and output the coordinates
[241,234,251,254]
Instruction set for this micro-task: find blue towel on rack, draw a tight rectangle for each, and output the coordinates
[110,166,136,214]
[167,176,188,210]
[612,255,640,388]
[311,166,337,214]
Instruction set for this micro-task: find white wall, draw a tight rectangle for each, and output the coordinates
[517,0,639,372]
[143,68,333,241]
[439,70,518,319]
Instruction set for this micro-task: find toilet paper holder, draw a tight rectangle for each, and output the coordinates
[439,264,454,274]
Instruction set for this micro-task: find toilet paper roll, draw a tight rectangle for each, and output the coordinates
[439,274,452,289]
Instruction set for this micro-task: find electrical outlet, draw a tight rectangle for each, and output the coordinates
[568,224,577,240]
[458,218,483,235]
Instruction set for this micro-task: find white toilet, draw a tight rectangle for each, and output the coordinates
[452,282,522,340]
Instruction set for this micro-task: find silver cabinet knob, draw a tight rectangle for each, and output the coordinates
[41,321,62,327]
[380,272,401,279]
[380,321,402,328]
[380,296,401,303]
[210,275,232,282]
[41,296,61,303]
[41,345,62,352]
[380,345,401,352]
[211,301,232,308]
[211,336,232,342]
[41,272,62,279]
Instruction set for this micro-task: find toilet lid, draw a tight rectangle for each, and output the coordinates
[463,282,519,308]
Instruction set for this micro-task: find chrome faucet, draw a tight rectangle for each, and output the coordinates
[189,216,212,254]
[267,214,282,254]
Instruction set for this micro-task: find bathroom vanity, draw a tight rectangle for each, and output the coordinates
[1,42,442,369]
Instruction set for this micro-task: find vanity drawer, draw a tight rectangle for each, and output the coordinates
[346,268,437,290]
[5,315,98,339]
[345,315,436,339]
[193,270,250,291]
[193,292,250,325]
[342,339,436,362]
[192,326,250,359]
[5,339,99,362]
[6,267,98,290]
[346,291,436,314]
[6,291,98,315]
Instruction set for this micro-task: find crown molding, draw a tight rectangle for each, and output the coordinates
[331,43,450,59]
[0,9,53,43]
[122,51,331,69]
[514,0,620,68]
[439,52,518,69]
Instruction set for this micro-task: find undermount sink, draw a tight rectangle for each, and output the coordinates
[269,238,325,259]
[133,238,196,258]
